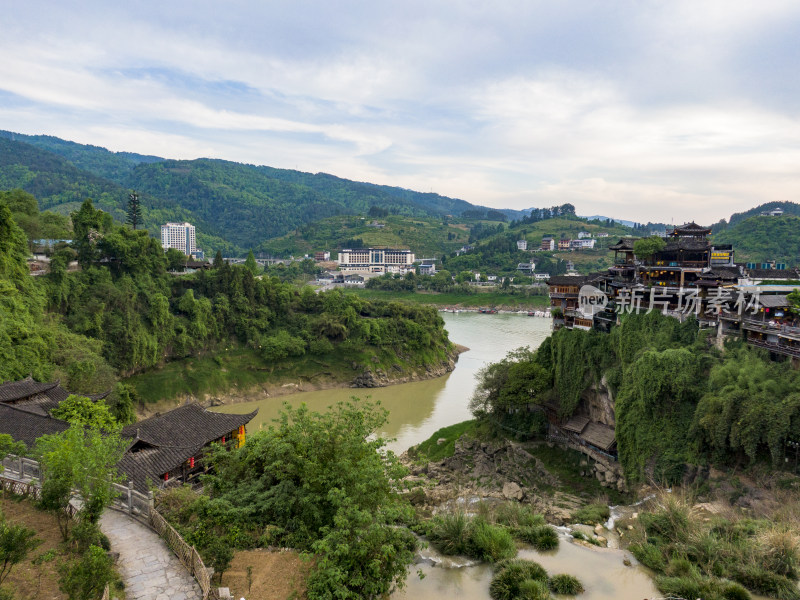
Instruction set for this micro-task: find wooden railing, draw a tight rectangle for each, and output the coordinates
[150,508,215,599]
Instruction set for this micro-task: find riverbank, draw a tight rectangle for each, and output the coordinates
[344,288,550,311]
[129,343,468,418]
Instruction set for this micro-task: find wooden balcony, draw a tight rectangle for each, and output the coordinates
[746,337,800,359]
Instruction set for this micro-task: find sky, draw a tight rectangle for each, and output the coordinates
[2,1,800,224]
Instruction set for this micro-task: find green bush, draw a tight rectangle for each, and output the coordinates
[570,503,609,525]
[494,503,545,529]
[548,573,584,595]
[629,542,666,571]
[732,565,800,600]
[428,513,471,556]
[489,559,548,600]
[518,578,551,600]
[58,545,114,600]
[516,525,559,551]
[469,518,517,562]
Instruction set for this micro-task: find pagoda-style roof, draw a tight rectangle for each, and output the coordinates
[671,222,711,236]
[0,378,60,403]
[758,295,790,309]
[547,275,588,287]
[118,403,258,491]
[0,377,109,417]
[608,238,638,251]
[746,268,800,280]
[698,267,741,281]
[0,403,69,447]
[563,415,589,434]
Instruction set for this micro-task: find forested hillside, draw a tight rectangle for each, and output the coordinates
[257,213,475,257]
[473,312,800,484]
[712,215,800,266]
[0,131,525,254]
[0,196,454,408]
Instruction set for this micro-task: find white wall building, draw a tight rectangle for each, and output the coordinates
[570,239,596,250]
[337,248,415,274]
[161,222,197,256]
[517,240,528,250]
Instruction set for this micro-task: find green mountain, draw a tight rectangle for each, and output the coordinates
[0,131,527,253]
[711,214,800,266]
[0,136,238,255]
[726,201,800,227]
[257,214,473,258]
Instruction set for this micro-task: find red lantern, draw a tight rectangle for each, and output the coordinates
[164,472,169,481]
[222,436,226,444]
[189,457,195,468]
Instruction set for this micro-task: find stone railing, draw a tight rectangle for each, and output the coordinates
[2,456,218,599]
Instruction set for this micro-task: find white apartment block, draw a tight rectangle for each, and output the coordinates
[516,240,528,250]
[161,222,196,256]
[337,248,415,274]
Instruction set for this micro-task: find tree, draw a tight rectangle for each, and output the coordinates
[213,250,224,269]
[633,236,666,262]
[126,191,142,230]
[0,518,40,585]
[203,399,416,598]
[165,248,187,271]
[36,424,127,537]
[244,250,260,275]
[51,395,119,432]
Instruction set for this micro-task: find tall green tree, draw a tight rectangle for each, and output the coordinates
[126,191,142,230]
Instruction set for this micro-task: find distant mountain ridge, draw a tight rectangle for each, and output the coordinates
[0,130,528,252]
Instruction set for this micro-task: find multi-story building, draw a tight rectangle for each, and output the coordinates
[337,248,415,274]
[517,240,528,251]
[571,239,596,250]
[161,222,197,256]
[540,237,555,251]
[558,239,572,251]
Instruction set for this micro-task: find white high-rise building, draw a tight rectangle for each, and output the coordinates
[161,222,196,256]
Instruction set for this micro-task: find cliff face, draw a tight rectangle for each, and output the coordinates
[579,374,616,427]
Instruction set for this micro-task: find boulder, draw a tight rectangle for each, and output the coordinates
[503,482,524,501]
[594,524,604,534]
[436,438,447,446]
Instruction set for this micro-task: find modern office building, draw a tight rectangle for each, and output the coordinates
[161,222,197,256]
[337,248,415,274]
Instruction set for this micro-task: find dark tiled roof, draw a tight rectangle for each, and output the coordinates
[0,378,108,417]
[758,295,790,308]
[0,378,59,402]
[118,404,258,492]
[609,238,638,251]
[0,403,69,447]
[699,267,741,281]
[672,222,711,234]
[747,268,800,280]
[547,275,588,287]
[121,403,257,448]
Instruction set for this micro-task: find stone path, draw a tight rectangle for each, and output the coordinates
[100,510,203,600]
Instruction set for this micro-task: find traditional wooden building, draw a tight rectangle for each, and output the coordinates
[118,403,258,492]
[0,377,109,417]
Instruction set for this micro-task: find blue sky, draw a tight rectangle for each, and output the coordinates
[2,1,799,223]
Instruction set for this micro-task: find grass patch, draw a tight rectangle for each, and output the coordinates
[570,503,610,525]
[549,573,585,595]
[489,559,549,600]
[427,514,516,562]
[626,491,800,600]
[410,420,477,462]
[570,531,603,547]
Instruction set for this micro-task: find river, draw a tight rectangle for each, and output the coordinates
[215,312,662,599]
[215,312,552,453]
